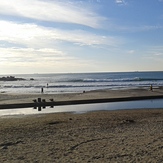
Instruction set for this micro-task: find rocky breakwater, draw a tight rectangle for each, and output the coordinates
[0,76,26,81]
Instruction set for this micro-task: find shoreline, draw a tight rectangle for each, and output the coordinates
[1,87,163,109]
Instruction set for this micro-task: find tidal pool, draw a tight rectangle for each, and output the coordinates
[0,99,163,117]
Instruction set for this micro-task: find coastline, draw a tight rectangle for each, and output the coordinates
[1,87,163,109]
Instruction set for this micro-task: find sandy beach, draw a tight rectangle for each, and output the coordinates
[0,88,163,162]
[1,109,163,162]
[1,87,163,107]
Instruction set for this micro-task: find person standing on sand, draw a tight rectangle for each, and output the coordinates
[150,84,153,91]
[41,87,44,93]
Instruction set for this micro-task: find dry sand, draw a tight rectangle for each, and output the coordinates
[0,109,163,163]
[0,88,163,162]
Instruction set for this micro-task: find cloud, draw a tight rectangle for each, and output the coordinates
[153,53,163,56]
[127,50,135,54]
[113,24,163,32]
[0,47,100,73]
[145,46,163,57]
[115,0,127,5]
[142,46,163,65]
[0,0,106,28]
[140,25,163,31]
[0,20,120,48]
[0,47,76,69]
[0,19,123,73]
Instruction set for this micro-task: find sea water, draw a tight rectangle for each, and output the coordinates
[0,71,163,94]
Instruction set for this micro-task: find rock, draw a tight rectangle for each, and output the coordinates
[0,76,25,81]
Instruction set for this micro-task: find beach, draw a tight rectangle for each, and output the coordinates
[1,87,163,106]
[0,88,163,162]
[1,109,163,162]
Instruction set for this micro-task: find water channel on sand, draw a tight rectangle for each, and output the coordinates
[0,99,163,117]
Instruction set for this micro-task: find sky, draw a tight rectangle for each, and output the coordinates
[0,0,163,74]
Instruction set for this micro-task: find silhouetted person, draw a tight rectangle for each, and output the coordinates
[41,87,44,93]
[150,84,153,91]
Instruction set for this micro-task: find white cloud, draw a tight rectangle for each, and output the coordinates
[154,53,163,56]
[115,0,127,5]
[141,46,163,66]
[127,50,135,54]
[0,20,120,48]
[0,47,67,63]
[0,47,100,74]
[145,46,163,57]
[0,0,106,28]
[0,19,123,74]
[113,24,163,32]
[0,47,80,74]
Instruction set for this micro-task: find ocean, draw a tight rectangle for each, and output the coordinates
[0,71,163,94]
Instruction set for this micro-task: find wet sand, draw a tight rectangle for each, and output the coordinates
[0,88,163,162]
[1,87,163,108]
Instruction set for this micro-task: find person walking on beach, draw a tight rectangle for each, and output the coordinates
[150,84,153,91]
[41,87,44,93]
